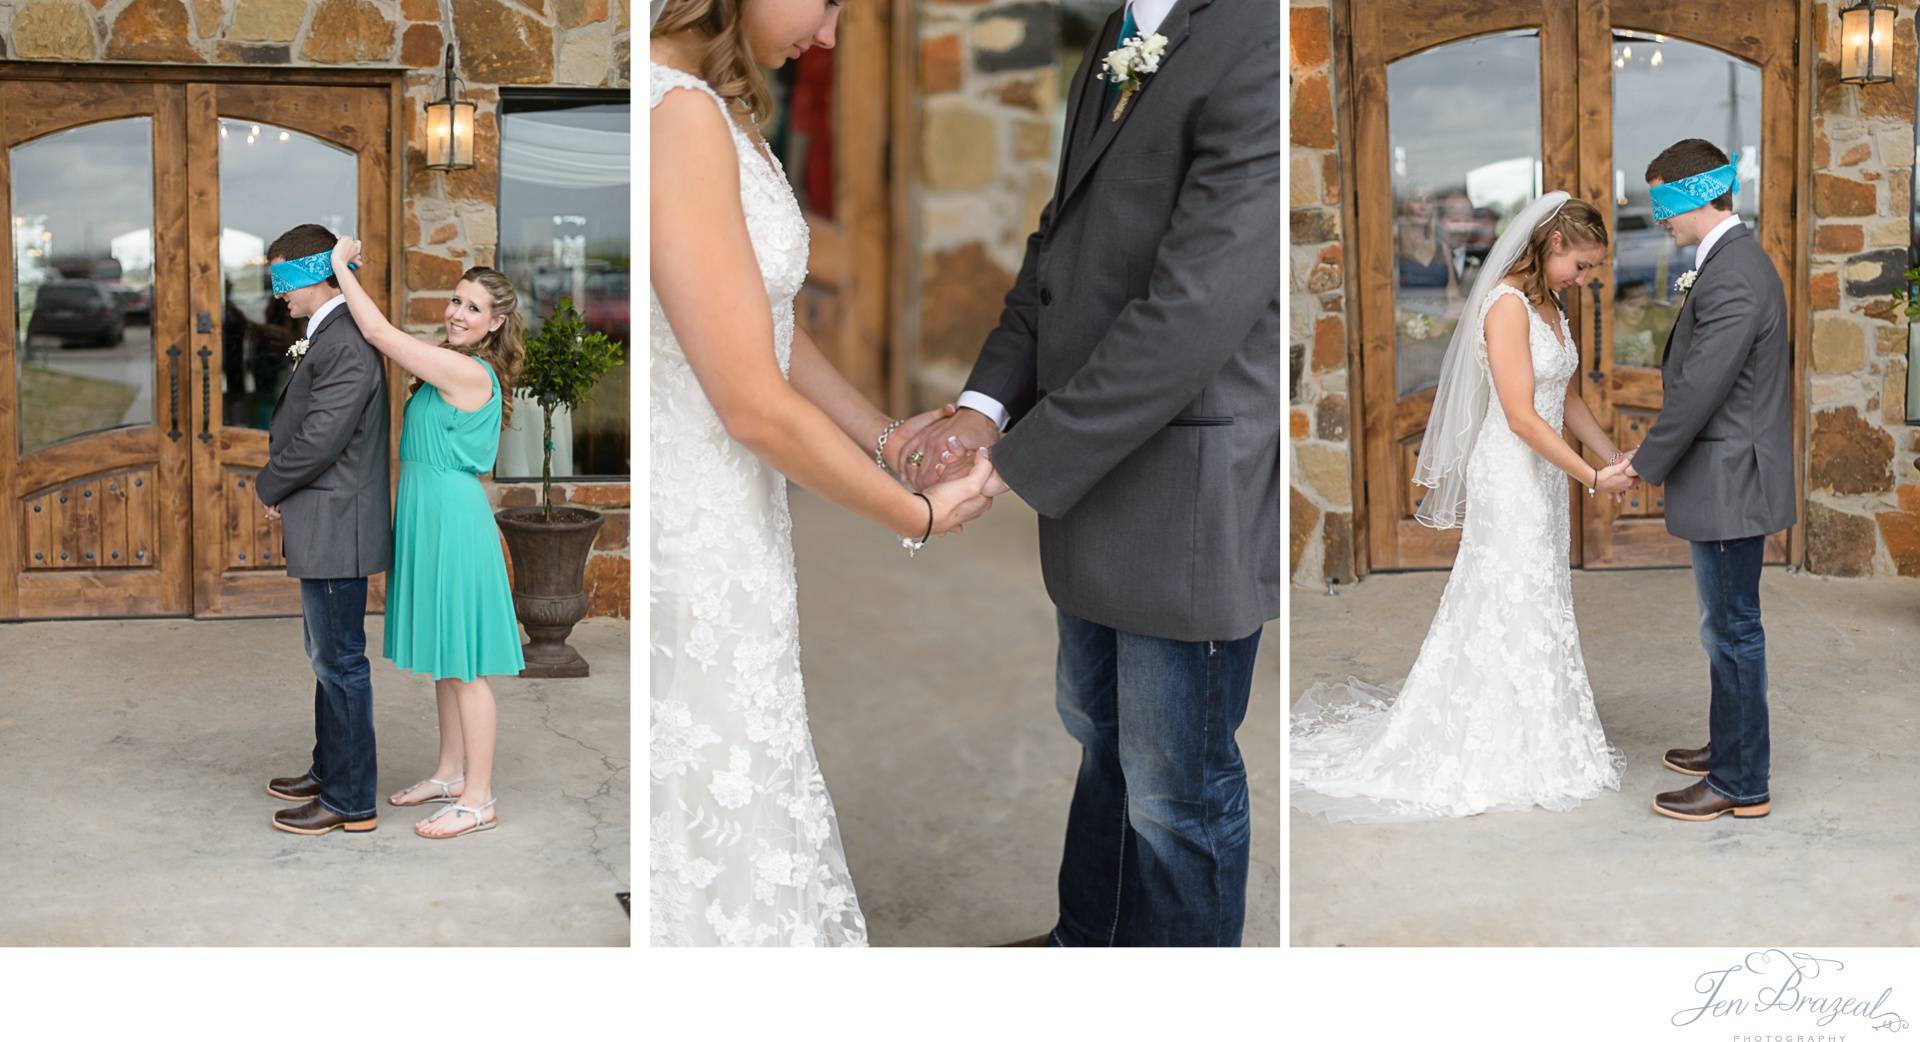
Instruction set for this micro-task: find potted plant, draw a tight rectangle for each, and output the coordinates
[496,296,624,677]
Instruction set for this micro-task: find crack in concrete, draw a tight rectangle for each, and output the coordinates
[528,686,630,890]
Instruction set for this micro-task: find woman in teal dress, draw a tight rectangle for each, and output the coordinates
[330,237,525,839]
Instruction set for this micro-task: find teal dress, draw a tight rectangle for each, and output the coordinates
[384,357,525,681]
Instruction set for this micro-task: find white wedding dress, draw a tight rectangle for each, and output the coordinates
[1290,283,1625,822]
[648,63,867,945]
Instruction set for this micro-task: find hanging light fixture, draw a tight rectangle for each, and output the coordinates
[424,43,476,171]
[1840,0,1896,85]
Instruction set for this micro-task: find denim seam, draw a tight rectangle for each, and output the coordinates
[314,794,373,820]
[1703,776,1769,804]
[1201,640,1224,947]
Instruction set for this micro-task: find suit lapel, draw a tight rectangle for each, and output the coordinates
[273,299,353,412]
[1055,0,1204,210]
[1660,222,1751,373]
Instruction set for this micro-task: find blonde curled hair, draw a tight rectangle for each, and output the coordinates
[651,0,774,129]
[1503,198,1609,309]
[417,267,525,430]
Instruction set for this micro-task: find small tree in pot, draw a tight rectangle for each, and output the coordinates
[497,296,624,677]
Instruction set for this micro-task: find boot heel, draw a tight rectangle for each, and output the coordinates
[1733,802,1771,818]
[344,817,379,832]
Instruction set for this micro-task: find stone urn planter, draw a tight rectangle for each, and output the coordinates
[497,506,604,678]
[499,296,624,678]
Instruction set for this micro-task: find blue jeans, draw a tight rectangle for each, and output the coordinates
[1690,536,1769,804]
[300,578,377,819]
[1050,611,1261,947]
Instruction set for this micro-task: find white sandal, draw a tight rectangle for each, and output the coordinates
[417,797,497,840]
[389,773,465,807]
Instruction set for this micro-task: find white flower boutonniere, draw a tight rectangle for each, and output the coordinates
[287,338,311,366]
[1101,31,1169,122]
[1673,269,1698,295]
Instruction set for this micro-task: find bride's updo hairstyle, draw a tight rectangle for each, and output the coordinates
[653,0,774,130]
[1503,197,1609,309]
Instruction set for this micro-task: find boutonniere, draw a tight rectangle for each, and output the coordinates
[287,338,310,366]
[1101,31,1168,122]
[1673,269,1698,295]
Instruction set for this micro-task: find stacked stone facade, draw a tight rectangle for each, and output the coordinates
[912,0,1061,406]
[1287,0,1353,585]
[1288,0,1920,585]
[1,0,633,616]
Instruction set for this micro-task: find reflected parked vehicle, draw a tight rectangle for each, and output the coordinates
[107,283,151,324]
[27,280,125,347]
[584,269,629,346]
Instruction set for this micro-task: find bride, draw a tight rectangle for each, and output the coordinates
[1291,190,1631,822]
[649,1,998,944]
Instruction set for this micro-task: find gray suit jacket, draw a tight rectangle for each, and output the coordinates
[963,0,1280,643]
[1629,223,1796,543]
[256,302,392,579]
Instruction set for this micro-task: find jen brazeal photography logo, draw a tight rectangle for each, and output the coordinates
[1671,950,1909,1033]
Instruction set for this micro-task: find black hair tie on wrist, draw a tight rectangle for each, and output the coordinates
[914,492,934,542]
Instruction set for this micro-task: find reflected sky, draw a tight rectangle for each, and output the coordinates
[12,119,154,279]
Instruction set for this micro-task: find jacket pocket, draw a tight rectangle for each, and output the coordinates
[1168,415,1235,427]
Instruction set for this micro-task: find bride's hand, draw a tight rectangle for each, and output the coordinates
[922,447,997,536]
[331,236,362,272]
[1594,460,1634,495]
[884,403,957,474]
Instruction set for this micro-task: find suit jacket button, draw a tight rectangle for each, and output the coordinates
[1040,288,1054,306]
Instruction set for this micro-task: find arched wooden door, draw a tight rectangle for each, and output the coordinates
[1349,0,1802,571]
[185,83,393,617]
[0,82,195,617]
[0,72,395,620]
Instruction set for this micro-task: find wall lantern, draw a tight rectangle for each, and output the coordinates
[1840,0,1896,85]
[424,44,475,171]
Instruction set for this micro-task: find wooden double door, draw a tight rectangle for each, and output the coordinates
[1350,0,1805,570]
[0,71,395,619]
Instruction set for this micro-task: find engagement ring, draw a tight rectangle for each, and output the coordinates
[906,451,925,466]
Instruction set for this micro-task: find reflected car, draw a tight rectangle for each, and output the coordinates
[27,280,124,347]
[585,270,629,346]
[107,283,151,324]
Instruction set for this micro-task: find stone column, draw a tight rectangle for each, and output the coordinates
[913,0,1061,408]
[1288,0,1355,585]
[1806,0,1919,577]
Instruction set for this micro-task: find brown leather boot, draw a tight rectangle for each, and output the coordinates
[1661,745,1709,777]
[266,773,322,802]
[272,799,377,835]
[1653,780,1770,822]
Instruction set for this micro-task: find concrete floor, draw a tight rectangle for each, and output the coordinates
[0,616,630,945]
[792,490,1282,947]
[1289,569,1920,947]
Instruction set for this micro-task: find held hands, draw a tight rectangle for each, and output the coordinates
[882,403,958,474]
[263,504,281,521]
[920,447,999,536]
[1595,453,1638,499]
[899,406,1001,492]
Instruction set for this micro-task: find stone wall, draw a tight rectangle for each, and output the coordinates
[912,0,1061,407]
[1286,0,1353,586]
[1804,0,1920,578]
[1,0,633,615]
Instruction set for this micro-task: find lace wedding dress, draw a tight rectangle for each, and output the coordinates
[1290,283,1625,822]
[648,63,867,945]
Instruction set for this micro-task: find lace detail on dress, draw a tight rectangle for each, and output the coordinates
[648,62,864,945]
[1290,281,1623,822]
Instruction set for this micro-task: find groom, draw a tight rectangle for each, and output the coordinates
[1613,139,1794,823]
[254,223,392,836]
[898,0,1279,945]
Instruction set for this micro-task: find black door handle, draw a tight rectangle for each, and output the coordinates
[198,345,212,444]
[166,344,182,442]
[1587,277,1604,381]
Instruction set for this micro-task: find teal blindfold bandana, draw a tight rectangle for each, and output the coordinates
[1649,161,1739,221]
[270,249,358,295]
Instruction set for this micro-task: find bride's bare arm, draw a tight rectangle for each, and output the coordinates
[1485,294,1629,493]
[652,89,990,537]
[787,325,955,473]
[1561,382,1621,461]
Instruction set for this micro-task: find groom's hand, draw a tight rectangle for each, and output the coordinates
[901,407,999,491]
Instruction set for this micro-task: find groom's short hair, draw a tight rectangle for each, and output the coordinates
[267,224,340,286]
[1645,139,1734,212]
